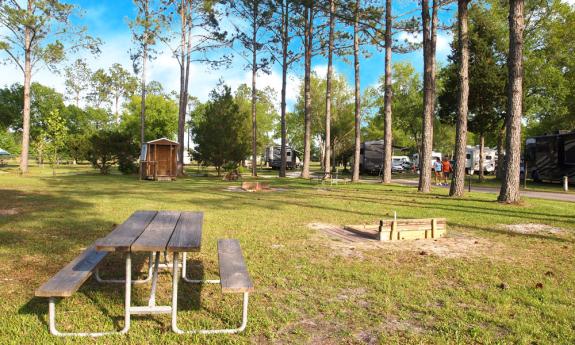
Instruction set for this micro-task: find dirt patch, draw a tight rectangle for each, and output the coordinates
[500,223,562,235]
[354,316,426,344]
[309,222,502,259]
[275,315,343,345]
[337,287,368,301]
[0,208,18,215]
[223,186,288,193]
[381,316,426,334]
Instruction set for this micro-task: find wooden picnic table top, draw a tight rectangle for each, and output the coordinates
[95,210,203,253]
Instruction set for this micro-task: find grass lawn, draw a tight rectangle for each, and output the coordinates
[1,164,574,344]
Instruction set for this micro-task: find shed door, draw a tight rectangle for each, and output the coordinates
[156,145,172,176]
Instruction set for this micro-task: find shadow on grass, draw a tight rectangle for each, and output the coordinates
[18,255,206,332]
[451,222,574,244]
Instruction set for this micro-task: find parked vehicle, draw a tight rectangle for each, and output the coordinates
[465,145,497,175]
[358,140,408,174]
[524,130,575,183]
[264,145,301,170]
[358,140,383,174]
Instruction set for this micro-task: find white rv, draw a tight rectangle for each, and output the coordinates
[465,145,497,175]
[264,145,301,170]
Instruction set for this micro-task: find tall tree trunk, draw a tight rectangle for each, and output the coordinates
[279,0,289,178]
[176,0,187,176]
[478,133,485,182]
[20,2,32,174]
[182,21,192,174]
[115,94,120,123]
[418,0,438,193]
[251,5,259,177]
[139,1,149,180]
[496,123,505,179]
[324,0,335,178]
[139,44,147,179]
[352,0,361,182]
[382,0,393,184]
[251,35,258,177]
[319,138,325,171]
[498,0,524,203]
[449,0,469,197]
[301,5,313,179]
[140,45,148,146]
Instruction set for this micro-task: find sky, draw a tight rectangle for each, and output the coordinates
[0,0,459,112]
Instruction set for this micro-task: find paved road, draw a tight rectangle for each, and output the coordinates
[391,179,575,203]
[281,172,574,202]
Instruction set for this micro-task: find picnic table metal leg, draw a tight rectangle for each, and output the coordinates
[94,252,154,284]
[124,252,132,332]
[181,252,220,284]
[171,252,250,334]
[46,253,132,336]
[126,252,171,316]
[148,251,161,307]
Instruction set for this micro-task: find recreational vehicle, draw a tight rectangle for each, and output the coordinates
[524,130,575,183]
[358,140,409,174]
[359,140,384,174]
[465,145,497,175]
[264,145,301,170]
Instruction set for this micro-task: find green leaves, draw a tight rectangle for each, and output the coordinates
[191,84,251,173]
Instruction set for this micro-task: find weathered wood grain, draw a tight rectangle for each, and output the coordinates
[166,212,203,252]
[95,211,157,252]
[131,211,181,252]
[35,246,107,297]
[218,239,254,293]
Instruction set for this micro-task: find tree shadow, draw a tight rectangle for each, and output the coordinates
[18,252,153,330]
[451,222,574,244]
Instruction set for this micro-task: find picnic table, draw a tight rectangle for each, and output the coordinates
[35,210,253,337]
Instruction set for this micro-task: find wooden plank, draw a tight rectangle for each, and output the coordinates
[390,221,397,241]
[218,239,254,293]
[167,212,203,252]
[394,224,446,231]
[382,218,446,226]
[35,246,107,297]
[131,211,181,252]
[95,211,157,252]
[379,229,447,241]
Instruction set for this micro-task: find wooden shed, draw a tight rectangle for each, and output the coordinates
[140,138,179,181]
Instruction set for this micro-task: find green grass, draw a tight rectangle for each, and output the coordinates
[1,165,574,344]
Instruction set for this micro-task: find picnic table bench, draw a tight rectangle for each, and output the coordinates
[35,210,254,337]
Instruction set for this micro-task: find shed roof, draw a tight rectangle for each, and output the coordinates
[146,138,179,145]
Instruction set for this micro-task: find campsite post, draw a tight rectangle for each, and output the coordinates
[564,176,569,192]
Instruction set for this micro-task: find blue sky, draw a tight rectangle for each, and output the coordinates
[2,0,458,111]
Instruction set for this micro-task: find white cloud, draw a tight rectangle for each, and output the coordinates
[436,33,453,55]
[313,64,328,77]
[396,31,452,55]
[0,32,300,111]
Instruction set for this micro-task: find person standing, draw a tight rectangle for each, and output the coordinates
[441,157,452,186]
[433,157,443,185]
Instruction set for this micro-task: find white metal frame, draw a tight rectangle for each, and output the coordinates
[47,253,133,337]
[171,252,249,334]
[181,252,220,284]
[46,250,250,336]
[94,252,154,284]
